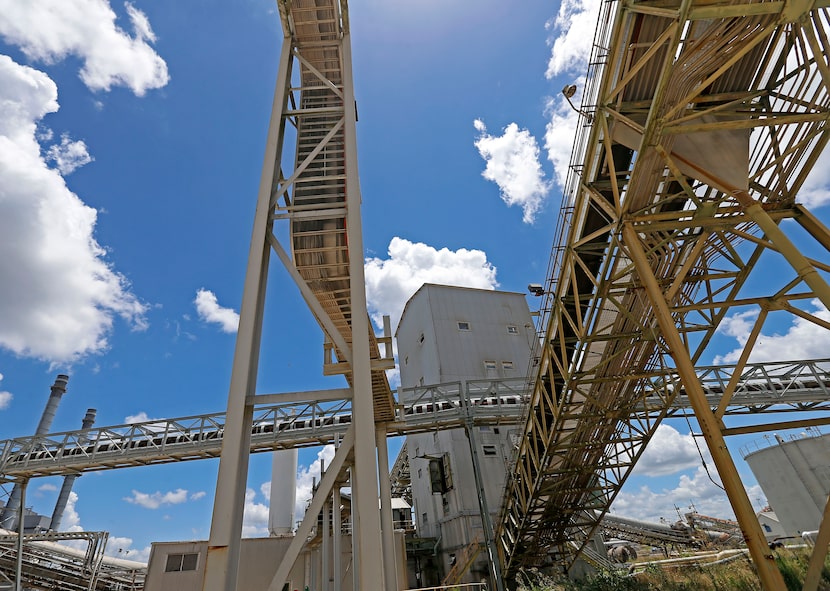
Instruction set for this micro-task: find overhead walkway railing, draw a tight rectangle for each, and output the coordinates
[2,360,829,481]
[497,0,830,586]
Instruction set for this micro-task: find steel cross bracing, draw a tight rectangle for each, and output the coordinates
[202,1,396,589]
[0,361,828,481]
[0,378,531,480]
[497,0,830,587]
[272,3,396,420]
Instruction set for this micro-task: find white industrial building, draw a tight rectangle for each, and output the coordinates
[744,429,830,539]
[396,284,535,585]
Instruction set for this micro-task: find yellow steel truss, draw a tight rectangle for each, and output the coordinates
[498,1,830,589]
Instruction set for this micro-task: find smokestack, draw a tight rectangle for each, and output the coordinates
[1,375,69,530]
[268,448,298,536]
[50,408,96,531]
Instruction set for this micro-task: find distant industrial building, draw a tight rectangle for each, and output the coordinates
[397,284,534,585]
[744,429,830,539]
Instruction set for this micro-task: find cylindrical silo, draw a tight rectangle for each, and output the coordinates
[744,431,830,537]
[268,448,298,535]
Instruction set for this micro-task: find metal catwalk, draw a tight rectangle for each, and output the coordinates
[497,0,830,589]
[0,361,827,480]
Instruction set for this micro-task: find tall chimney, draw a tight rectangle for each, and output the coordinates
[1,375,69,530]
[50,408,96,531]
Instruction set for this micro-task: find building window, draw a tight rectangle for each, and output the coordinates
[482,445,498,456]
[502,361,515,371]
[507,325,519,334]
[418,333,424,344]
[418,468,422,479]
[484,360,497,371]
[422,512,428,524]
[165,553,199,573]
[457,321,471,331]
[405,356,409,365]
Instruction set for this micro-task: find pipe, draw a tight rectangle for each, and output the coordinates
[2,375,69,529]
[50,408,96,531]
[333,485,342,591]
[376,425,398,590]
[322,499,330,591]
[14,480,26,591]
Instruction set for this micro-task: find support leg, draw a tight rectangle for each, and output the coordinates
[376,426,398,590]
[623,223,786,591]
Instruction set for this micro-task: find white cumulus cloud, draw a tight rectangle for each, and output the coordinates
[545,0,601,79]
[124,488,189,509]
[57,491,151,562]
[45,134,94,175]
[632,424,708,477]
[0,372,11,410]
[544,94,582,189]
[612,466,745,523]
[0,0,169,95]
[797,139,830,208]
[242,487,270,538]
[713,300,830,364]
[124,411,156,424]
[107,536,151,563]
[194,289,239,333]
[474,119,550,223]
[543,0,599,192]
[0,55,147,363]
[364,237,499,333]
[294,445,337,522]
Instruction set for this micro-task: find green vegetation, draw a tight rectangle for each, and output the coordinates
[515,548,830,591]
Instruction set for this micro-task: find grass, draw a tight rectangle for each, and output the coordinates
[514,547,830,591]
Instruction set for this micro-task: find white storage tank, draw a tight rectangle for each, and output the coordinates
[743,430,830,537]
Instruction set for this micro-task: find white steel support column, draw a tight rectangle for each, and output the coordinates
[623,224,786,591]
[202,36,293,591]
[350,467,361,589]
[341,30,386,590]
[322,499,331,591]
[333,486,342,591]
[376,426,398,591]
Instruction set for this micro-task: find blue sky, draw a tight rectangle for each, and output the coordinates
[0,0,829,563]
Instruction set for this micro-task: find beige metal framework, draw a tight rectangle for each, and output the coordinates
[202,1,395,589]
[498,0,830,589]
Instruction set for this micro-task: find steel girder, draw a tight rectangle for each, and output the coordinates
[203,1,393,589]
[498,0,830,587]
[1,363,829,479]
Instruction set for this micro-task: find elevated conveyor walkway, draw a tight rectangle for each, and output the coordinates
[275,0,395,422]
[1,361,828,480]
[497,0,830,585]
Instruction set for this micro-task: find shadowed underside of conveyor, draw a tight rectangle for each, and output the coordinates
[278,0,394,422]
[499,0,830,576]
